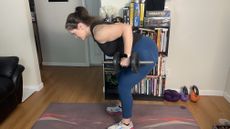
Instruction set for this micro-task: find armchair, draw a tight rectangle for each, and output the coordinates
[0,56,25,123]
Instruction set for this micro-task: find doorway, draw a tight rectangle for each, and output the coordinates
[28,0,103,67]
[28,0,43,69]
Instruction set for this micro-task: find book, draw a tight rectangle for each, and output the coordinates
[123,6,130,24]
[162,28,168,53]
[133,1,140,27]
[156,28,162,51]
[139,1,145,27]
[129,2,134,25]
[144,10,171,27]
[146,10,170,18]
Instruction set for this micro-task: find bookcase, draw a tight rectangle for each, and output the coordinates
[103,3,171,101]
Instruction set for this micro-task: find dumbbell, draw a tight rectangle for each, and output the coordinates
[130,52,154,73]
[103,52,121,73]
[103,52,154,73]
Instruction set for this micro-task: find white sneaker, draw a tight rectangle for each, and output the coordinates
[106,105,122,115]
[107,121,134,129]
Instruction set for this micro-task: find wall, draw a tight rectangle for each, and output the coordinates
[101,0,230,96]
[166,0,230,95]
[0,0,43,99]
[224,68,230,102]
[223,7,230,102]
[35,0,89,66]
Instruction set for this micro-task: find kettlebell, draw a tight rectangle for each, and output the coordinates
[190,85,200,103]
[180,86,189,102]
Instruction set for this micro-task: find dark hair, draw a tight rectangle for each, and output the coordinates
[65,6,97,30]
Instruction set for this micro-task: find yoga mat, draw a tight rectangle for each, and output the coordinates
[32,103,199,129]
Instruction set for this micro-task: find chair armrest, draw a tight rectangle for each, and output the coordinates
[12,64,25,86]
[0,56,19,78]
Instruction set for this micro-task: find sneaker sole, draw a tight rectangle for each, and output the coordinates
[106,110,122,116]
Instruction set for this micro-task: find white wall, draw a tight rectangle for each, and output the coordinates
[223,6,230,101]
[224,68,230,102]
[224,2,230,102]
[35,0,89,66]
[101,0,230,96]
[0,1,43,95]
[166,0,230,95]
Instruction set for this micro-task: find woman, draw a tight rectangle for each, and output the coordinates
[65,6,158,129]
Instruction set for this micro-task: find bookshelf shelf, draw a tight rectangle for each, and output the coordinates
[105,93,164,101]
[103,3,170,101]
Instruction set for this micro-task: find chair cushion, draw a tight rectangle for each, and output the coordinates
[0,57,19,78]
[0,77,14,101]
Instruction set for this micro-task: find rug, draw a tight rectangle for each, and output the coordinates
[32,103,200,129]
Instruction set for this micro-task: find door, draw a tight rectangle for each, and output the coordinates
[34,0,89,66]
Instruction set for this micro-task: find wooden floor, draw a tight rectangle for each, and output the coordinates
[0,66,230,129]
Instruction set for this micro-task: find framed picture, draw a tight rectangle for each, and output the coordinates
[48,0,68,2]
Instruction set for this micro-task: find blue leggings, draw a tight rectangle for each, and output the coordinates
[117,36,158,118]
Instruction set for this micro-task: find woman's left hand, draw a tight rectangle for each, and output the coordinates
[120,57,130,67]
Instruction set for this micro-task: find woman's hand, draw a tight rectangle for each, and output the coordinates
[120,57,130,67]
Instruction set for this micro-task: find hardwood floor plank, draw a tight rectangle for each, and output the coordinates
[0,66,229,129]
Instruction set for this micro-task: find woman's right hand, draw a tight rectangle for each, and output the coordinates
[120,57,130,67]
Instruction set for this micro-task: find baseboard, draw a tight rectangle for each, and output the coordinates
[90,63,103,66]
[22,82,44,102]
[223,92,230,103]
[172,88,224,96]
[42,62,89,67]
[199,90,224,96]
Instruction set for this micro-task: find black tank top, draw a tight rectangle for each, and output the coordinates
[90,20,142,56]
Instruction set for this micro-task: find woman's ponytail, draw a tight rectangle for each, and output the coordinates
[74,6,89,19]
[65,6,98,30]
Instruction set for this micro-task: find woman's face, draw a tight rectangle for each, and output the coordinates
[69,23,88,40]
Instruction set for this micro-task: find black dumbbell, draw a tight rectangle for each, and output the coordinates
[130,52,154,73]
[103,52,121,73]
[104,52,154,73]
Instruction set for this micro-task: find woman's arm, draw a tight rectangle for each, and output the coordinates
[92,23,133,57]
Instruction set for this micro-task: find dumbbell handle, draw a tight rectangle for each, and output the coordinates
[104,61,154,64]
[139,61,154,64]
